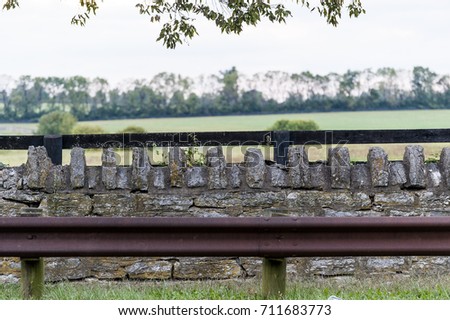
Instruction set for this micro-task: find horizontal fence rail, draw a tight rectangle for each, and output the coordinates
[2,128,450,150]
[2,216,450,258]
[2,128,450,165]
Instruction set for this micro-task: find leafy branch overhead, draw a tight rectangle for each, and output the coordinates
[2,0,365,49]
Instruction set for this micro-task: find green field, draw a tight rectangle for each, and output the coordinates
[51,109,450,132]
[2,109,450,135]
[1,110,450,165]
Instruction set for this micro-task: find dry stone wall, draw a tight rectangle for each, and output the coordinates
[1,144,450,283]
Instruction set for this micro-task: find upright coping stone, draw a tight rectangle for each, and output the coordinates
[101,148,117,190]
[287,146,310,189]
[169,147,186,188]
[245,148,266,188]
[70,147,86,189]
[440,148,450,188]
[328,147,351,189]
[26,146,53,190]
[368,147,389,187]
[206,146,227,189]
[403,145,426,189]
[131,147,152,191]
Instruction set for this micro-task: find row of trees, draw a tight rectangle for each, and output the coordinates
[1,66,449,122]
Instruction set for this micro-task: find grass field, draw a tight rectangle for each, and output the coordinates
[2,109,450,135]
[1,276,449,300]
[1,109,450,165]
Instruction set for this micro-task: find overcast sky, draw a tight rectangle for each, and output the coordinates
[0,0,449,82]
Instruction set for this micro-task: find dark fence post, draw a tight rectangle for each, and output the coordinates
[44,135,63,165]
[273,131,291,165]
[20,208,45,300]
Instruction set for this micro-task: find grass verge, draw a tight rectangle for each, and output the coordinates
[1,276,450,300]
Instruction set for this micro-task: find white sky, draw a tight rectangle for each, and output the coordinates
[0,0,449,83]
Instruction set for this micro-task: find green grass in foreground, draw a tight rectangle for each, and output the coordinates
[1,276,450,300]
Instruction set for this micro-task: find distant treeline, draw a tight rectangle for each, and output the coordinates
[0,66,449,122]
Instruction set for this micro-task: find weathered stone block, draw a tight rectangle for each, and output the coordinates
[45,165,64,193]
[2,190,43,205]
[403,145,426,189]
[117,167,131,189]
[70,147,86,189]
[389,162,407,186]
[0,257,21,279]
[415,191,450,216]
[439,147,450,188]
[365,257,408,274]
[169,147,186,188]
[287,146,310,188]
[328,147,351,189]
[89,257,132,280]
[325,192,371,210]
[125,260,172,280]
[374,192,415,207]
[102,148,117,189]
[194,192,241,208]
[1,168,19,190]
[131,147,151,191]
[26,146,53,189]
[351,164,370,189]
[310,163,327,190]
[151,167,169,190]
[368,147,389,187]
[245,148,265,188]
[269,166,289,188]
[410,257,450,275]
[87,167,101,189]
[285,191,320,213]
[44,193,92,216]
[92,194,134,216]
[173,258,242,280]
[185,166,207,188]
[45,258,91,281]
[240,191,285,207]
[0,199,28,216]
[134,194,193,214]
[426,163,442,188]
[308,258,355,276]
[207,146,227,189]
[228,165,241,188]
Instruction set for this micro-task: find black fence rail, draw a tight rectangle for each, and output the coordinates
[1,128,450,165]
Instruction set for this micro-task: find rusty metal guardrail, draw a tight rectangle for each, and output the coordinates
[2,216,450,258]
[2,216,450,299]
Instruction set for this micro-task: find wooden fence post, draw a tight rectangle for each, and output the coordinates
[44,135,63,165]
[262,257,287,299]
[21,258,44,300]
[272,130,291,165]
[20,208,45,300]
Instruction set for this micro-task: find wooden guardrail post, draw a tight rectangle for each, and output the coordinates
[20,208,45,300]
[262,132,291,299]
[262,257,287,299]
[21,258,44,300]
